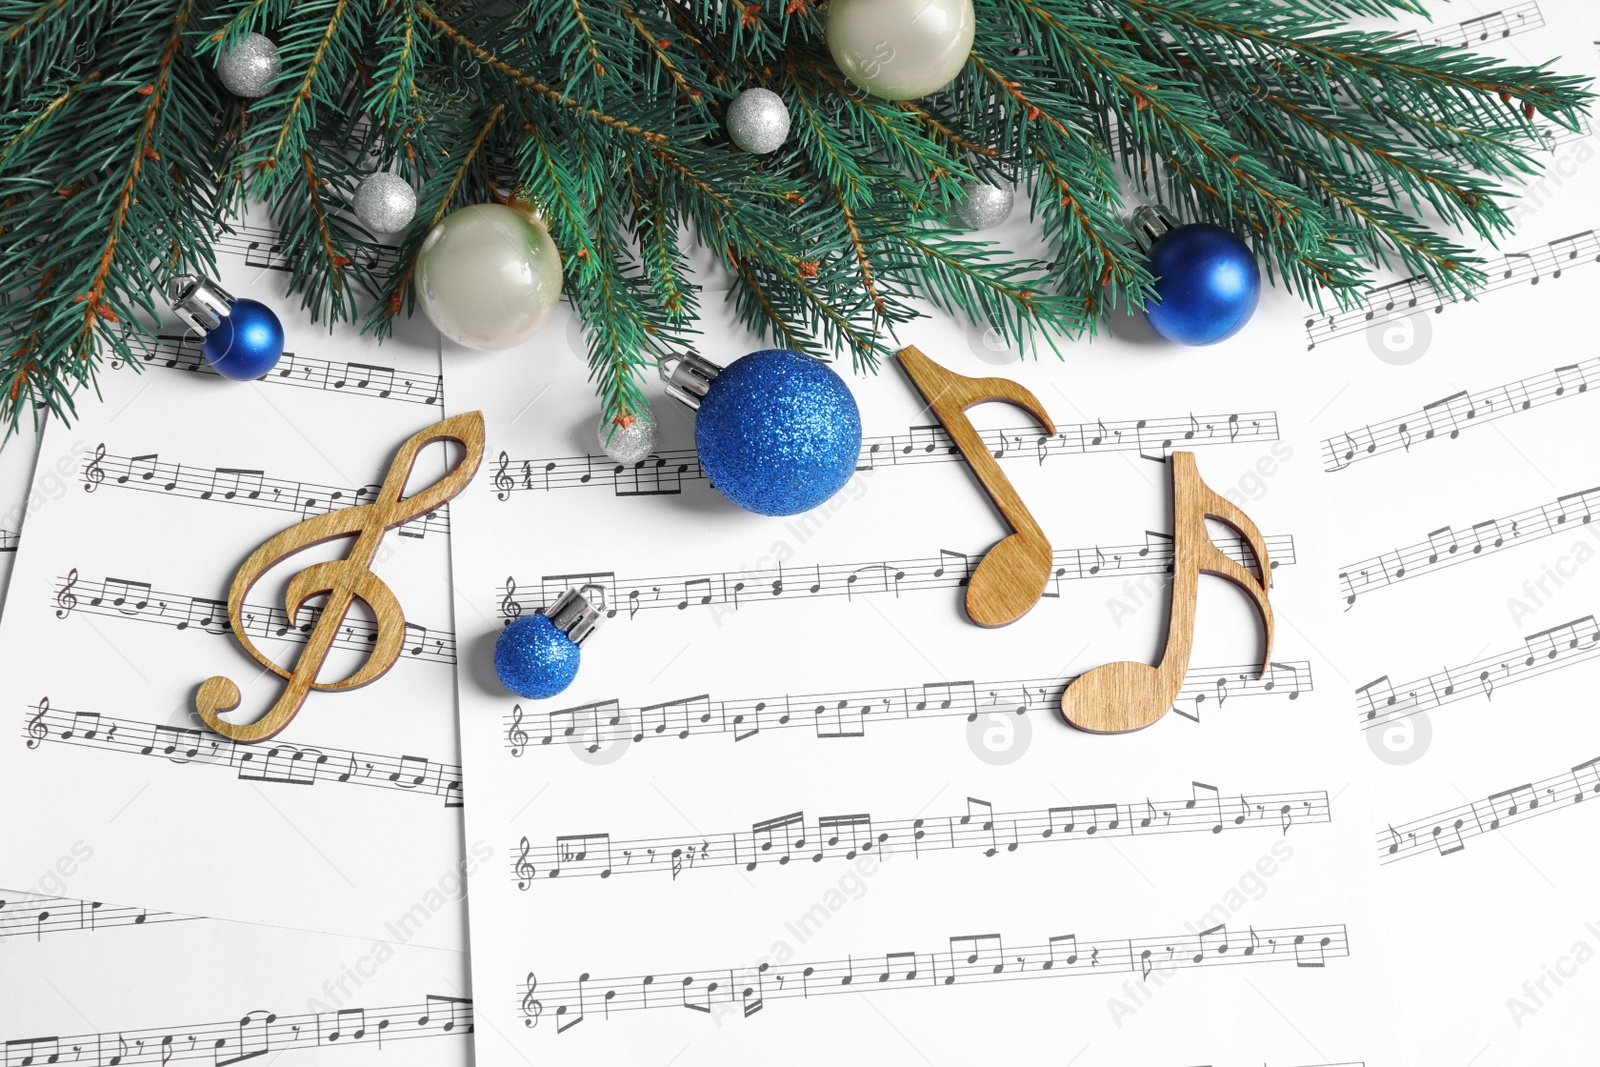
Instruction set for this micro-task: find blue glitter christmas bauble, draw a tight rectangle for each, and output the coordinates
[1143,224,1260,346]
[495,614,581,699]
[202,298,285,379]
[695,349,862,516]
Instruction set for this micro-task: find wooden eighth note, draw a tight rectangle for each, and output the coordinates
[195,412,486,743]
[1062,452,1274,733]
[895,346,1055,627]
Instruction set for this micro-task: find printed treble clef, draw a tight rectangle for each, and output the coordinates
[494,450,514,501]
[84,444,106,493]
[515,835,536,889]
[508,704,529,758]
[521,972,543,1027]
[54,569,79,619]
[25,697,49,749]
[500,577,522,619]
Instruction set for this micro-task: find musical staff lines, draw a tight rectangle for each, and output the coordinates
[0,994,472,1067]
[21,699,464,806]
[216,219,402,276]
[504,659,1311,753]
[1355,614,1600,730]
[1380,754,1600,863]
[51,571,456,665]
[508,785,1329,883]
[492,409,1280,498]
[1321,354,1596,471]
[1339,484,1600,607]
[1306,228,1600,353]
[81,445,448,538]
[0,528,16,553]
[110,331,444,406]
[498,533,1294,621]
[1393,2,1543,48]
[515,922,1346,1030]
[0,889,193,942]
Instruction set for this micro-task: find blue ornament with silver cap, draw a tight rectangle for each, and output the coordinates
[1133,206,1261,346]
[495,587,606,700]
[663,348,862,517]
[168,273,285,380]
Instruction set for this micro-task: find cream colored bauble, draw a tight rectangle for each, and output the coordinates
[414,203,563,349]
[826,0,975,101]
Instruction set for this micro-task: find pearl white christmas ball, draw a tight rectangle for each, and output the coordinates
[353,173,417,234]
[826,0,974,101]
[726,87,791,154]
[955,180,1014,230]
[415,204,563,350]
[597,408,658,466]
[215,32,280,98]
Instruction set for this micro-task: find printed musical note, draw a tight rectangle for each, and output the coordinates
[516,923,1349,1027]
[1323,355,1600,471]
[1356,615,1600,730]
[493,409,1280,498]
[20,701,464,806]
[496,532,1294,622]
[506,786,1329,882]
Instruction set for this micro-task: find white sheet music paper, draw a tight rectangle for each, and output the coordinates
[0,885,474,1065]
[1309,5,1600,1059]
[0,430,41,613]
[440,270,1409,1064]
[0,226,469,945]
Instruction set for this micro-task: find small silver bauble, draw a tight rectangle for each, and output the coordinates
[415,203,564,350]
[726,87,791,154]
[826,0,974,100]
[597,408,658,466]
[215,32,280,98]
[353,173,418,233]
[955,180,1014,230]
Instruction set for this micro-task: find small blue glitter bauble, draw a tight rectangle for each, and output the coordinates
[695,349,862,516]
[202,298,285,379]
[494,614,581,699]
[1143,224,1261,346]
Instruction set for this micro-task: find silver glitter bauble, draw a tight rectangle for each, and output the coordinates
[826,0,974,101]
[597,407,657,466]
[353,173,418,233]
[726,88,791,154]
[215,32,279,98]
[415,203,563,350]
[955,180,1014,230]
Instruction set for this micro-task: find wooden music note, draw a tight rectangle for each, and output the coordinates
[1061,452,1273,732]
[194,413,485,743]
[894,346,1055,627]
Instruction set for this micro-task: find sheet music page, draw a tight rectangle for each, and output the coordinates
[440,272,1408,1064]
[0,222,471,945]
[0,885,474,1066]
[0,431,41,613]
[1308,10,1600,1062]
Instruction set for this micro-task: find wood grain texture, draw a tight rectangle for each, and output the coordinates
[1061,451,1274,733]
[195,411,486,744]
[895,346,1056,628]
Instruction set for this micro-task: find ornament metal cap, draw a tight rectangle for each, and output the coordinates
[543,587,605,645]
[167,274,235,335]
[659,352,723,411]
[1128,205,1179,253]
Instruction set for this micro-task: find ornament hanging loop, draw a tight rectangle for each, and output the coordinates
[167,274,234,336]
[659,352,722,411]
[1128,205,1178,253]
[547,586,605,644]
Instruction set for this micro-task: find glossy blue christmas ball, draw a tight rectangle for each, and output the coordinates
[1143,224,1260,346]
[695,349,862,516]
[494,614,581,699]
[202,298,285,379]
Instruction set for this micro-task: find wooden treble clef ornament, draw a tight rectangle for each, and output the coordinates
[1061,451,1274,733]
[195,412,485,743]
